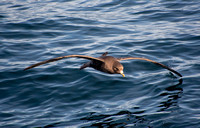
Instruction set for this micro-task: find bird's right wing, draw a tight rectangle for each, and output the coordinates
[118,57,182,77]
[24,55,104,70]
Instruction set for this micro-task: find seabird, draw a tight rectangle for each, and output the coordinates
[24,52,182,77]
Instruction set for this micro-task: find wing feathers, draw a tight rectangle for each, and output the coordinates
[118,57,182,77]
[24,55,104,70]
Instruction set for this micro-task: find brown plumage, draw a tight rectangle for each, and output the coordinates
[24,52,182,77]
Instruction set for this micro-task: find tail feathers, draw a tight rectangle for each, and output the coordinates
[102,52,108,56]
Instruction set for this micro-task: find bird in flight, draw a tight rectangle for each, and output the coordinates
[24,52,182,77]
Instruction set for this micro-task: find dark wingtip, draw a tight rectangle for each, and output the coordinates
[24,66,33,71]
[24,67,29,71]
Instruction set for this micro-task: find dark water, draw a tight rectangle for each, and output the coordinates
[0,0,200,127]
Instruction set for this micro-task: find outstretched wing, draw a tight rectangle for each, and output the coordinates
[24,55,104,70]
[118,57,182,77]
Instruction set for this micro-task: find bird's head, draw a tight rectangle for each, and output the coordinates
[113,61,125,77]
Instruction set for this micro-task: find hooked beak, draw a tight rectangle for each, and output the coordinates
[120,71,125,77]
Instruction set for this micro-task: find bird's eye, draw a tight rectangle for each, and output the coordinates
[114,67,118,71]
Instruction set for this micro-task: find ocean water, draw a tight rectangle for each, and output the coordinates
[0,0,200,127]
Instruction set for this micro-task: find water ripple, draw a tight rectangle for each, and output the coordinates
[0,0,200,127]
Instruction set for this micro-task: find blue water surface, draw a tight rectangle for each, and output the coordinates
[0,0,200,127]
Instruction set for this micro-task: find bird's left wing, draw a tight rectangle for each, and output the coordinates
[24,55,104,70]
[118,57,182,77]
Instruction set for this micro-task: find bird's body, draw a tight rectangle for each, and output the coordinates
[82,55,122,74]
[24,52,182,77]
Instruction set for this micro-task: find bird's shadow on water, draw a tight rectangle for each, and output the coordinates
[33,77,183,128]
